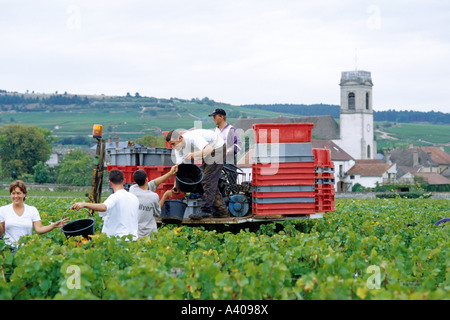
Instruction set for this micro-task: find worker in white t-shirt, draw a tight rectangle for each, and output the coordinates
[70,169,139,240]
[129,165,178,237]
[0,180,68,250]
[166,129,228,219]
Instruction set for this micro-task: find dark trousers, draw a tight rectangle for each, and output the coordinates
[200,145,227,215]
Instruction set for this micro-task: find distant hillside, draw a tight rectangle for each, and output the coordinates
[0,92,296,144]
[1,91,448,125]
[0,91,448,152]
[241,104,450,125]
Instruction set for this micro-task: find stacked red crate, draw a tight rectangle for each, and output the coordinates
[251,123,316,215]
[312,148,335,212]
[106,165,185,199]
[107,165,137,183]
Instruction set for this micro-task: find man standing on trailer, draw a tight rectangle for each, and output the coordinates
[209,108,242,184]
[165,129,228,219]
[209,108,242,166]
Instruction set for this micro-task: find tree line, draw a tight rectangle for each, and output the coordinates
[0,93,89,106]
[0,92,222,107]
[373,109,450,124]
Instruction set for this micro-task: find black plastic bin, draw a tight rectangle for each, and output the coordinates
[175,164,204,192]
[161,200,187,223]
[62,218,95,239]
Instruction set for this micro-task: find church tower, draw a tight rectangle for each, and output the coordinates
[336,70,376,160]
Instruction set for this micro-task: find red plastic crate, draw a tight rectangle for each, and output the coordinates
[253,166,315,176]
[137,166,186,200]
[253,202,316,215]
[252,162,314,176]
[315,184,334,190]
[137,165,171,180]
[252,175,315,186]
[155,181,185,200]
[107,165,137,183]
[315,195,334,203]
[252,191,315,199]
[253,123,314,144]
[315,172,335,179]
[315,194,335,210]
[313,148,333,167]
[315,197,335,212]
[253,172,315,180]
[253,162,315,169]
[315,204,335,212]
[107,165,185,199]
[315,187,335,196]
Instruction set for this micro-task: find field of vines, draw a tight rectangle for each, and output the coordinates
[0,197,449,300]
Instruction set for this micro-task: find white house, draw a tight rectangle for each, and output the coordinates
[345,160,397,189]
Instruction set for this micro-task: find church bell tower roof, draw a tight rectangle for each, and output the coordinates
[340,70,373,86]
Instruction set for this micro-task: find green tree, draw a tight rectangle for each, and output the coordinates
[56,149,93,186]
[0,124,52,179]
[351,183,366,192]
[33,161,52,183]
[135,135,166,148]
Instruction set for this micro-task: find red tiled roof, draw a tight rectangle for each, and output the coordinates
[417,147,450,165]
[346,162,393,177]
[311,140,354,161]
[413,172,450,185]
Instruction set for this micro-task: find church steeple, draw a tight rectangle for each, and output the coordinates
[336,70,376,159]
[339,70,373,113]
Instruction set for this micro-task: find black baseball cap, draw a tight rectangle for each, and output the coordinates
[208,108,226,116]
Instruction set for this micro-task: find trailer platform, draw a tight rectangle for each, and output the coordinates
[156,213,324,226]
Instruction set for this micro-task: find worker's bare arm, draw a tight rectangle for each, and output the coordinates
[70,202,107,212]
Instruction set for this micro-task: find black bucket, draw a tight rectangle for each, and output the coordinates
[161,200,187,223]
[62,218,95,239]
[175,164,204,192]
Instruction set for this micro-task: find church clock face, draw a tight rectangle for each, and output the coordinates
[367,124,371,132]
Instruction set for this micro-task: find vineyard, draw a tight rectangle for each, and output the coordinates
[0,197,449,300]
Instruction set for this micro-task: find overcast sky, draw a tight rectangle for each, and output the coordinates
[1,0,449,112]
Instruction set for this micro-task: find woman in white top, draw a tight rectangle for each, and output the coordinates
[0,180,69,249]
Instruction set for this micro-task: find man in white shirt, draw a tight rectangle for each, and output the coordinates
[129,165,178,237]
[166,129,228,219]
[70,169,139,240]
